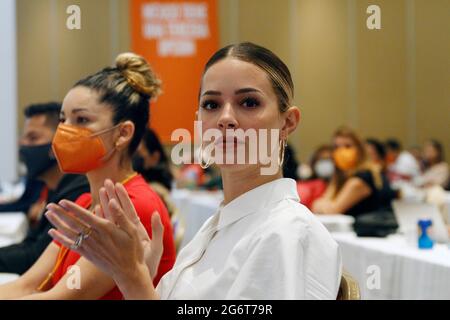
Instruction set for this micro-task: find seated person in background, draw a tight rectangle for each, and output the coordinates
[0,52,175,299]
[175,151,207,189]
[414,139,449,188]
[313,127,396,217]
[385,138,421,184]
[365,138,386,172]
[133,127,173,192]
[0,103,89,274]
[133,128,178,218]
[408,145,424,170]
[297,145,333,209]
[199,164,223,190]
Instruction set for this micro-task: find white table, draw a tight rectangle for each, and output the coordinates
[332,232,450,299]
[0,180,25,203]
[0,213,28,285]
[171,189,223,249]
[0,212,28,245]
[0,273,19,285]
[317,215,355,233]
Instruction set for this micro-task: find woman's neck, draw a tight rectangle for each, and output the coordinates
[220,165,283,205]
[86,158,135,208]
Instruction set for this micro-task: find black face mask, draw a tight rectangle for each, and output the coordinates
[19,143,57,179]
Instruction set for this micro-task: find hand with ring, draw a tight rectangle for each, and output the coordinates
[45,179,165,296]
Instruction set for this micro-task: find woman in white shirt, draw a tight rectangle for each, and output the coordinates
[44,42,342,299]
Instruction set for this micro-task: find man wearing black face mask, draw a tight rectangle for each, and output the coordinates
[0,102,90,274]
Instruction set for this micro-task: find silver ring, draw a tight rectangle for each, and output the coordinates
[70,233,84,250]
[81,228,92,240]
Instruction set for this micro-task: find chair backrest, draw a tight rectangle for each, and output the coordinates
[337,271,361,300]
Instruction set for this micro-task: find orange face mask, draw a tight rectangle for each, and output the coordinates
[52,123,118,174]
[333,147,358,171]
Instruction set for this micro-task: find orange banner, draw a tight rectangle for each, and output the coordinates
[130,0,219,143]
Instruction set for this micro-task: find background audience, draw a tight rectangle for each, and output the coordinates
[312,127,396,216]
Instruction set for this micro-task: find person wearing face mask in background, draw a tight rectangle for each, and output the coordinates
[297,145,334,210]
[0,104,62,216]
[0,103,90,274]
[313,127,396,217]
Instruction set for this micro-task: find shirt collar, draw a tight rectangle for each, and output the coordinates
[217,178,300,230]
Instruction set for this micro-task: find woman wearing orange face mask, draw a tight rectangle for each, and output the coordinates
[312,127,396,216]
[0,53,176,299]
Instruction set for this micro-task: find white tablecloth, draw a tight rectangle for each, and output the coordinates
[0,273,19,285]
[171,189,223,249]
[0,213,28,245]
[0,213,28,285]
[332,232,450,299]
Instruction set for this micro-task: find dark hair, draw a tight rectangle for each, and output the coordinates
[385,139,402,152]
[282,144,299,180]
[425,139,445,163]
[202,42,294,112]
[24,102,61,129]
[141,128,173,190]
[366,138,386,159]
[74,53,161,156]
[142,128,169,164]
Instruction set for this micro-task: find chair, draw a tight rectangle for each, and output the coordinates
[337,271,361,300]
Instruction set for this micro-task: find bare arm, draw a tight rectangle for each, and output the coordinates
[313,177,371,214]
[0,242,59,299]
[19,255,116,300]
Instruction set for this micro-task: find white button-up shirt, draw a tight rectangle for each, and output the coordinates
[156,178,342,299]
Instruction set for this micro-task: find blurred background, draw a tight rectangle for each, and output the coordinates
[6,0,448,175]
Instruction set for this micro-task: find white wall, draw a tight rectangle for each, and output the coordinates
[0,0,17,182]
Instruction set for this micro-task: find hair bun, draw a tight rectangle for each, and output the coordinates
[115,52,161,98]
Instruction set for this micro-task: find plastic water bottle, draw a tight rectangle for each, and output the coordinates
[418,219,434,249]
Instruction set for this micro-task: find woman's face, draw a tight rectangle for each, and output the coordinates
[423,143,439,163]
[198,58,296,172]
[60,86,118,154]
